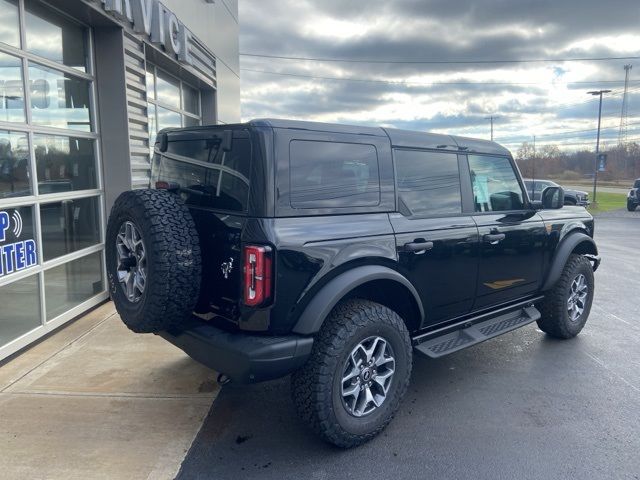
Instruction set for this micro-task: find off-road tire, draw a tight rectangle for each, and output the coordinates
[627,201,637,212]
[291,299,412,448]
[537,254,594,339]
[106,189,201,333]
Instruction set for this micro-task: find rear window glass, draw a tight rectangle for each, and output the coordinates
[289,140,380,209]
[152,130,251,212]
[394,150,461,216]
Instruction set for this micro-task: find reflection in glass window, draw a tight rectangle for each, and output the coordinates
[148,103,157,153]
[33,135,97,193]
[156,69,181,109]
[40,196,100,261]
[29,63,92,131]
[0,0,20,48]
[468,155,524,212]
[44,252,104,320]
[395,150,461,216]
[290,141,380,209]
[157,106,181,131]
[25,2,87,72]
[183,84,199,115]
[0,131,31,199]
[0,275,41,344]
[154,131,252,212]
[183,115,200,127]
[146,63,155,100]
[0,52,25,123]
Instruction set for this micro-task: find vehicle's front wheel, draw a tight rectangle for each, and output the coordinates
[537,254,594,339]
[627,200,637,212]
[291,299,412,448]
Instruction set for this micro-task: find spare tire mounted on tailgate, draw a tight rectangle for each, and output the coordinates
[105,189,201,333]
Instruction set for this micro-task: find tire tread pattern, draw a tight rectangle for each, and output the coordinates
[538,254,593,339]
[105,189,201,333]
[291,299,412,448]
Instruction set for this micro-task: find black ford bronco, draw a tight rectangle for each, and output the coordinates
[106,119,600,447]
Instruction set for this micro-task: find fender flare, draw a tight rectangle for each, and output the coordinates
[542,232,598,291]
[292,265,424,335]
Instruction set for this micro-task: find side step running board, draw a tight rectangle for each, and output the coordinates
[414,306,541,359]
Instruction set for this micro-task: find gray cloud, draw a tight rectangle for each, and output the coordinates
[239,0,640,148]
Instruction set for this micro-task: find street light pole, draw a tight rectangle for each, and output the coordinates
[485,115,498,141]
[587,90,611,204]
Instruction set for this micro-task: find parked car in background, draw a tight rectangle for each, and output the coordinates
[627,179,640,211]
[524,179,589,206]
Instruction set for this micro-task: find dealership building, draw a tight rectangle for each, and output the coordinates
[0,0,240,360]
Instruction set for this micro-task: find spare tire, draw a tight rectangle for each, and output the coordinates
[105,189,201,333]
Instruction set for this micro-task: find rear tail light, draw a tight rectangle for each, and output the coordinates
[243,245,273,307]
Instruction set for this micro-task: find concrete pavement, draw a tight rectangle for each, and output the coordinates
[0,303,219,480]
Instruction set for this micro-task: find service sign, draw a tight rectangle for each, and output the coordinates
[0,208,37,278]
[99,0,196,66]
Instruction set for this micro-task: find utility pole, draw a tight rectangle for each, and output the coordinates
[588,90,611,204]
[618,64,632,178]
[485,115,499,141]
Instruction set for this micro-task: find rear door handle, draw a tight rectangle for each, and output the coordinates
[483,233,506,244]
[404,240,434,253]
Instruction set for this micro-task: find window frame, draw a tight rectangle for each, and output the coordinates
[391,147,466,220]
[461,153,533,215]
[146,63,202,138]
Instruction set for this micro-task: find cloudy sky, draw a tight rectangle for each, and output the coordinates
[238,0,640,152]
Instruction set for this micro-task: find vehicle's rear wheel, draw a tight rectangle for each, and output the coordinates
[291,299,412,448]
[627,200,637,212]
[537,254,594,339]
[105,189,201,333]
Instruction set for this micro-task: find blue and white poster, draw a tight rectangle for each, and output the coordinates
[0,208,38,278]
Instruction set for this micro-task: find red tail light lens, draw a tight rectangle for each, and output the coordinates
[243,245,273,307]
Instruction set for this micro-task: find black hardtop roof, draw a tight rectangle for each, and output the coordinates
[159,118,511,156]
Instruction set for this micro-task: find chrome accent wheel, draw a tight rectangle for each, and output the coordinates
[341,336,396,417]
[116,221,147,303]
[567,273,588,322]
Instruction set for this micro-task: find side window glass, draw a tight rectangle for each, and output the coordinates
[289,140,380,209]
[468,155,524,212]
[394,149,461,216]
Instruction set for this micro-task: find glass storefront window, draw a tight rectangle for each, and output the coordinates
[156,69,181,109]
[29,63,92,131]
[0,205,37,278]
[33,134,97,193]
[44,251,103,320]
[40,196,100,261]
[0,0,20,48]
[0,131,31,199]
[157,106,181,131]
[182,84,199,115]
[147,64,202,150]
[0,274,41,344]
[24,2,88,72]
[0,51,26,124]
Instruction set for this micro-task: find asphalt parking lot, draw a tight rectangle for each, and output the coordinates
[177,211,640,480]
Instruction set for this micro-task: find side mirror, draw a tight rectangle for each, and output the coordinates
[540,186,564,209]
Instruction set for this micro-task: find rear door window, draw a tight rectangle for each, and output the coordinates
[153,129,251,212]
[289,140,380,209]
[394,149,462,216]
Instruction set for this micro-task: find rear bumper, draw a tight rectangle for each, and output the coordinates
[159,317,313,383]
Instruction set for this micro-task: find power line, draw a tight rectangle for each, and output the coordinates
[241,52,640,65]
[241,67,640,87]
